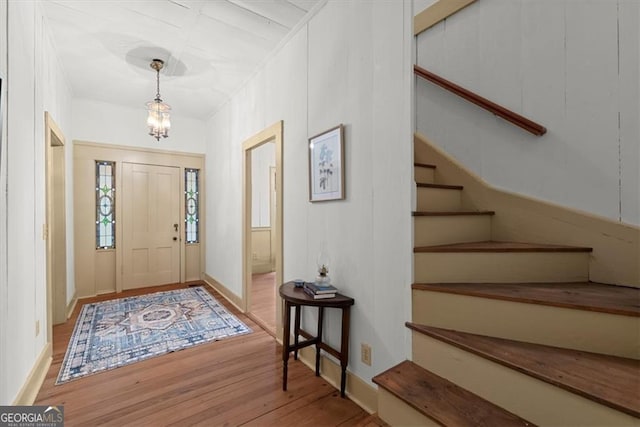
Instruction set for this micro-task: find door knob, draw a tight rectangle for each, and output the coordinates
[173,237,178,241]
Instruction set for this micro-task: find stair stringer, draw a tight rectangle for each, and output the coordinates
[414,132,640,288]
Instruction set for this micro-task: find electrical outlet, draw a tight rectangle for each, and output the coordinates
[35,320,40,337]
[361,343,372,366]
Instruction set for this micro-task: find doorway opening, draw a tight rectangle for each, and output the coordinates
[45,112,67,339]
[243,121,283,340]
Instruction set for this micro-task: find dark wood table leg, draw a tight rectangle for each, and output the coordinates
[315,306,324,376]
[293,304,301,360]
[282,300,291,391]
[339,306,351,397]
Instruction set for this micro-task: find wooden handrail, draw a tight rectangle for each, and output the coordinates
[414,65,547,136]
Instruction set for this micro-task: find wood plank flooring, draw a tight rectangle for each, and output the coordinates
[35,282,377,426]
[250,272,276,335]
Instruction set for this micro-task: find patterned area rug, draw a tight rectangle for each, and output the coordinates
[56,286,251,384]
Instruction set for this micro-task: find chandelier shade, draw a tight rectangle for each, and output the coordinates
[146,59,171,141]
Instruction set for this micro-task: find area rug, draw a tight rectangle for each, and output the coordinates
[56,286,251,384]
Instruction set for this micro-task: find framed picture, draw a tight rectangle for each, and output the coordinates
[308,124,345,202]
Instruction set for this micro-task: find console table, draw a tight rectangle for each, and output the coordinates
[279,281,355,397]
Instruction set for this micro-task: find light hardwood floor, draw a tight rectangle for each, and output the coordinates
[250,272,276,335]
[35,282,384,426]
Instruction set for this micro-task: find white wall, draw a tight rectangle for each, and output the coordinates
[0,0,73,404]
[206,0,413,386]
[251,142,275,227]
[42,11,74,309]
[416,0,639,226]
[414,0,437,15]
[0,0,8,407]
[73,98,206,154]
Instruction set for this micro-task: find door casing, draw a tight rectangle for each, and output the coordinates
[45,112,67,332]
[243,121,284,341]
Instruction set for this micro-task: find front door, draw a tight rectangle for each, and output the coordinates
[122,163,180,289]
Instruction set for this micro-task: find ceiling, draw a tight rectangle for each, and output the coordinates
[41,0,320,120]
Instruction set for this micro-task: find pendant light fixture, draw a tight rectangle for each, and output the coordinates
[146,59,171,141]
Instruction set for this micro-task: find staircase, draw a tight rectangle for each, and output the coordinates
[373,152,640,426]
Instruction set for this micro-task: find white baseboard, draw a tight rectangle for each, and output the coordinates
[297,346,378,414]
[251,262,273,274]
[66,292,77,319]
[12,342,52,405]
[203,274,378,414]
[203,274,245,312]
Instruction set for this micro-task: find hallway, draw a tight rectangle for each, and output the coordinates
[34,282,382,426]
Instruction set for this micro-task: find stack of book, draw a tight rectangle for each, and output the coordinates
[303,282,338,299]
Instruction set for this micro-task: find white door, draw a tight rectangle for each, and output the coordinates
[122,163,180,289]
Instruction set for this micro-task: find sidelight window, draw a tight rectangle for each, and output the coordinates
[95,161,115,249]
[185,168,199,243]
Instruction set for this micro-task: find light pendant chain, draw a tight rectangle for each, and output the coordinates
[155,67,161,103]
[146,58,171,141]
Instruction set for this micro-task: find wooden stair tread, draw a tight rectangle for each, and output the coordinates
[414,240,593,253]
[413,211,495,217]
[417,182,463,190]
[406,323,640,418]
[373,360,534,426]
[412,282,640,317]
[414,162,437,169]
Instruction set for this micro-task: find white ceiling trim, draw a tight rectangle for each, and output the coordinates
[205,0,328,121]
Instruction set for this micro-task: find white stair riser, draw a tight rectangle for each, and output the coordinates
[414,166,435,184]
[414,215,491,246]
[414,252,590,283]
[377,388,440,427]
[412,332,638,427]
[412,290,640,359]
[417,187,462,211]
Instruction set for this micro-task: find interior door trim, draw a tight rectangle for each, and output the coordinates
[242,121,284,342]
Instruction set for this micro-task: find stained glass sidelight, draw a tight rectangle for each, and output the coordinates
[96,161,115,249]
[185,168,199,243]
